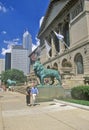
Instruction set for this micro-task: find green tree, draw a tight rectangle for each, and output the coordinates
[1,69,27,84]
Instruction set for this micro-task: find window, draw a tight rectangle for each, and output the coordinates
[75,54,84,74]
[63,22,70,48]
[70,0,84,20]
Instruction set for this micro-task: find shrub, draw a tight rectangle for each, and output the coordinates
[71,85,89,100]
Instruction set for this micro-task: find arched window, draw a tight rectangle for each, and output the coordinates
[75,54,84,74]
[62,58,67,67]
[47,66,50,69]
[53,62,58,70]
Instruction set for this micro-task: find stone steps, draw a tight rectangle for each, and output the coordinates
[14,86,26,94]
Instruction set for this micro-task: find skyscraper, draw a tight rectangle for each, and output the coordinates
[0,59,5,74]
[22,30,32,74]
[5,31,32,75]
[5,53,11,71]
[11,45,30,75]
[23,30,32,53]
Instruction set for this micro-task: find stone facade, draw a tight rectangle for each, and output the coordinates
[37,0,89,87]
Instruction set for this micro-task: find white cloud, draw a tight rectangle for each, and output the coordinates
[10,6,14,11]
[2,43,39,55]
[1,38,20,55]
[13,38,20,42]
[1,37,40,55]
[39,16,44,27]
[35,37,40,46]
[1,44,12,55]
[0,2,14,13]
[32,37,40,51]
[3,40,18,45]
[0,2,8,13]
[3,37,20,44]
[1,31,7,34]
[32,44,37,51]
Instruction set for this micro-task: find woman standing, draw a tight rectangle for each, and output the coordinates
[26,86,31,106]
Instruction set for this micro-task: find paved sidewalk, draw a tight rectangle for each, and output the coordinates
[54,99,89,111]
[0,91,89,130]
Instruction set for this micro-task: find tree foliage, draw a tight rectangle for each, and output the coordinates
[1,69,27,84]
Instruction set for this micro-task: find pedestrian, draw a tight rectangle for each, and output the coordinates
[31,82,39,106]
[26,86,31,106]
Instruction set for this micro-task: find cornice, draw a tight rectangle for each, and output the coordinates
[38,0,73,38]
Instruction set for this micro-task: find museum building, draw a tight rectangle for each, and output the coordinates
[28,0,89,88]
[34,0,89,87]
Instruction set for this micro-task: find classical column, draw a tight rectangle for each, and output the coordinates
[59,39,65,53]
[51,36,56,57]
[58,27,65,53]
[44,36,51,59]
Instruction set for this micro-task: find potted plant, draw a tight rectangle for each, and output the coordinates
[62,61,72,73]
[62,61,72,67]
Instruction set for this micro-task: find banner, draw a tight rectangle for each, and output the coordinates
[54,31,64,40]
[53,31,69,49]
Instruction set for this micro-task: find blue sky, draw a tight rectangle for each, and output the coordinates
[0,0,50,58]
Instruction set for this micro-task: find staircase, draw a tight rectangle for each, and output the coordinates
[14,85,26,94]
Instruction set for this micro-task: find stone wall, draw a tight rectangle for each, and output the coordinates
[37,85,65,102]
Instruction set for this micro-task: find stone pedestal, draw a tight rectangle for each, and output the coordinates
[37,85,65,102]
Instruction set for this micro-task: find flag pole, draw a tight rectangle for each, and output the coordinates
[61,39,69,49]
[52,30,70,49]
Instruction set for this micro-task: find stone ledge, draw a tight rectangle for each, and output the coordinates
[54,99,89,111]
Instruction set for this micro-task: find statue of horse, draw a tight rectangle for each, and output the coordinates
[33,61,61,85]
